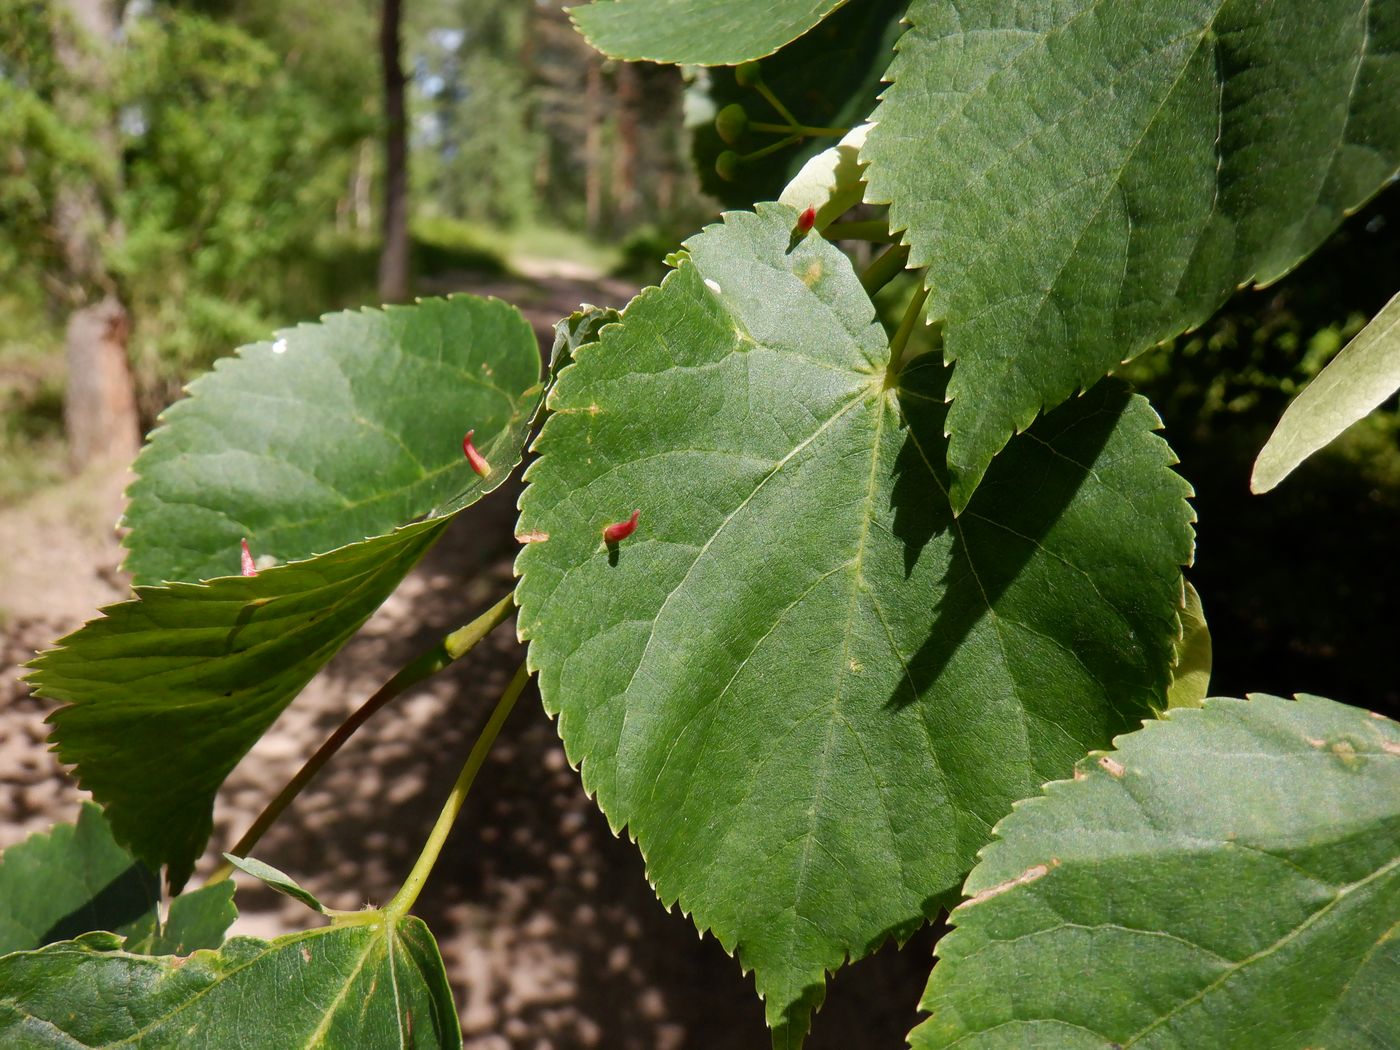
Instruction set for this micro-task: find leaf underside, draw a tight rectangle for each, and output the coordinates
[1253,288,1400,493]
[0,918,462,1049]
[864,0,1400,509]
[515,203,1194,1044]
[569,0,851,65]
[913,694,1400,1049]
[30,296,543,888]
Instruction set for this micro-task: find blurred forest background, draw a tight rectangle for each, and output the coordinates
[1,0,709,500]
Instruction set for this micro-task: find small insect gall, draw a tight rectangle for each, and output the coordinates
[796,205,816,233]
[239,538,257,577]
[462,429,492,477]
[602,509,640,544]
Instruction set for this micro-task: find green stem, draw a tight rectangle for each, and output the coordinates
[206,592,516,885]
[384,660,531,918]
[860,242,911,295]
[823,220,895,242]
[749,120,848,138]
[885,280,932,387]
[741,133,802,164]
[754,81,801,128]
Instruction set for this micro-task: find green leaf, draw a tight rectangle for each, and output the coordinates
[29,521,445,890]
[0,803,158,955]
[1253,289,1400,493]
[122,296,540,585]
[140,883,237,957]
[0,917,462,1048]
[548,304,621,398]
[515,203,1194,1045]
[777,124,871,230]
[570,0,850,65]
[0,803,235,958]
[864,0,1400,510]
[1166,580,1211,710]
[691,0,904,209]
[223,854,325,914]
[30,296,542,889]
[911,694,1400,1050]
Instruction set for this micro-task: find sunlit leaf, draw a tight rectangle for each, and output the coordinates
[30,297,542,888]
[570,0,851,65]
[1253,289,1400,493]
[516,203,1193,1046]
[0,917,461,1048]
[864,0,1400,509]
[912,694,1400,1049]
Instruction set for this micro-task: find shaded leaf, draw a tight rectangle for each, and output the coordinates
[0,803,235,958]
[912,694,1400,1050]
[570,0,850,65]
[0,917,462,1048]
[516,203,1193,1045]
[224,854,325,914]
[1253,289,1400,493]
[0,803,158,956]
[864,0,1400,509]
[30,296,543,888]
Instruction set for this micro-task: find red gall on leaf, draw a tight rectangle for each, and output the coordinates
[462,429,492,478]
[602,509,640,544]
[796,205,816,234]
[239,538,257,577]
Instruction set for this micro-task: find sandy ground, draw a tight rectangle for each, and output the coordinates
[0,271,938,1048]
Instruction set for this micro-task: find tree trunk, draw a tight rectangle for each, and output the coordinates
[378,0,411,303]
[611,62,639,226]
[583,59,603,233]
[53,0,139,470]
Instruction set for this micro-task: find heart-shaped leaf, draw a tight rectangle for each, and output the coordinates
[516,203,1193,1045]
[0,917,461,1048]
[864,0,1400,509]
[912,694,1400,1049]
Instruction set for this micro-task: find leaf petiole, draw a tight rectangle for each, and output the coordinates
[749,120,849,138]
[823,220,895,243]
[384,661,531,918]
[205,592,517,885]
[859,242,911,295]
[886,279,932,387]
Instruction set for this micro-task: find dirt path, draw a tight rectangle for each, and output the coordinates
[0,272,935,1048]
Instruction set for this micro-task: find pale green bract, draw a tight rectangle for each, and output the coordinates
[516,203,1193,1047]
[29,296,543,889]
[864,0,1400,511]
[0,919,461,1049]
[1253,289,1400,493]
[912,694,1400,1049]
[569,0,850,65]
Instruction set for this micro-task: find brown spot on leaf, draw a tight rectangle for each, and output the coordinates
[1382,740,1400,756]
[515,530,550,544]
[300,946,311,963]
[1098,756,1125,777]
[965,858,1060,906]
